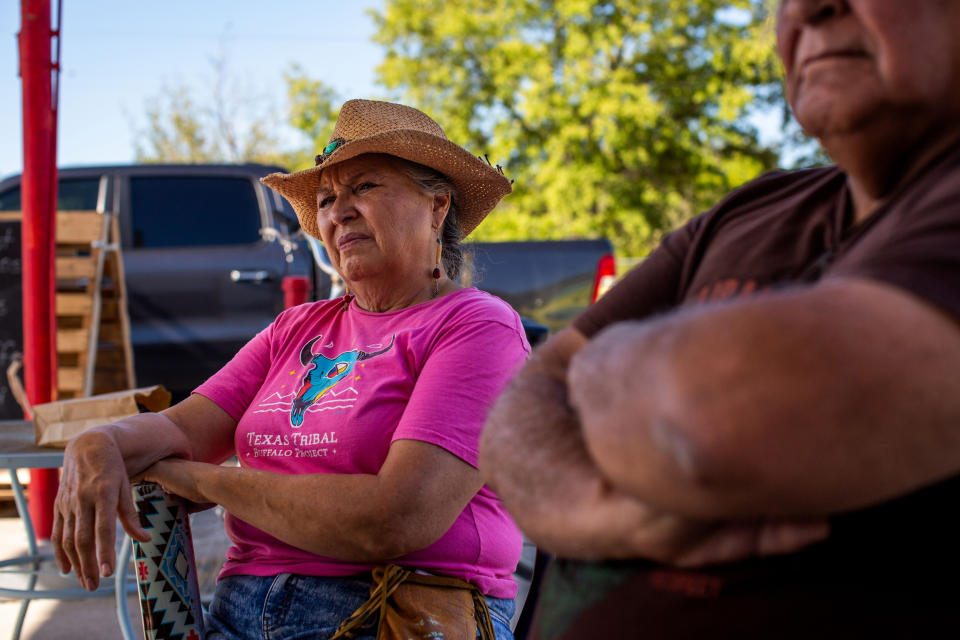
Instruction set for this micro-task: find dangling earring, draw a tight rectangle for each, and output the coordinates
[433,236,442,297]
[342,284,352,311]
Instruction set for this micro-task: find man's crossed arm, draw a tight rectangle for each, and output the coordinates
[480,278,960,564]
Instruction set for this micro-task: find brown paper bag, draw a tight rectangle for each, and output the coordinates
[6,354,172,447]
[30,386,172,447]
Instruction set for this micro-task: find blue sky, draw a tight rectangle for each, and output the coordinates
[2,1,794,181]
[1,0,384,179]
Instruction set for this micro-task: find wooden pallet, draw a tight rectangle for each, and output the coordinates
[1,210,135,399]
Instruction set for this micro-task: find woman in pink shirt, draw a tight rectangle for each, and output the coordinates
[52,100,529,640]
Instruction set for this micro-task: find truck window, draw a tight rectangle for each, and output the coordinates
[58,178,101,209]
[129,176,261,248]
[0,178,100,211]
[0,188,18,211]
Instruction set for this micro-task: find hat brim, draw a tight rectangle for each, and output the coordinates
[261,128,511,240]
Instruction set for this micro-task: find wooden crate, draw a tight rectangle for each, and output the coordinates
[4,210,135,399]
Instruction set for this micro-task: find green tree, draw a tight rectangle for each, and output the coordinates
[371,0,785,255]
[283,64,341,171]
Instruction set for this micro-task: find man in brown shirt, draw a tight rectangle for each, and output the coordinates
[481,1,960,637]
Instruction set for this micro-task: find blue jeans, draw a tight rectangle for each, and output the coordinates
[204,573,515,640]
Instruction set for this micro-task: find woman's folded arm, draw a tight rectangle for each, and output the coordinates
[145,438,483,562]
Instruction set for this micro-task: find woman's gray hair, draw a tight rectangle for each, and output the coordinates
[390,157,465,280]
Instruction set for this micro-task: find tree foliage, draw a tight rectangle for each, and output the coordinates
[283,64,341,170]
[371,0,786,255]
[133,58,344,172]
[134,54,286,166]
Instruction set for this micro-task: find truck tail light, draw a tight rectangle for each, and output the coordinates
[591,253,617,303]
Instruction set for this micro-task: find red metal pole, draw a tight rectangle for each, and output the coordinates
[19,0,60,540]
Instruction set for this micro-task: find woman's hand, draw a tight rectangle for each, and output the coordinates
[52,430,150,591]
[142,458,216,511]
[50,401,235,592]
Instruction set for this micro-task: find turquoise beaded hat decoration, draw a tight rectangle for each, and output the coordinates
[261,99,511,240]
[314,138,345,166]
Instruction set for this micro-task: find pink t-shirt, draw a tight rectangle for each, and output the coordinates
[193,287,529,598]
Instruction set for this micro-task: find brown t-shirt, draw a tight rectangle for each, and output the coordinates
[534,147,960,639]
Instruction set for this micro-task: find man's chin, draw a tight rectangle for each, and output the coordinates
[794,100,876,141]
[790,76,890,135]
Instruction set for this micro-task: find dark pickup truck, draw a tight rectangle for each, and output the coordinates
[0,163,614,410]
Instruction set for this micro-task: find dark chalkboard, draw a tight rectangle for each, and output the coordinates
[0,217,24,419]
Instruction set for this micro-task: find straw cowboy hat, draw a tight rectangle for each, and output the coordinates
[261,99,512,239]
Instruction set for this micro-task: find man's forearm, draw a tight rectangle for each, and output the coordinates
[480,329,658,558]
[481,331,579,516]
[481,351,582,522]
[480,329,834,564]
[571,278,960,518]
